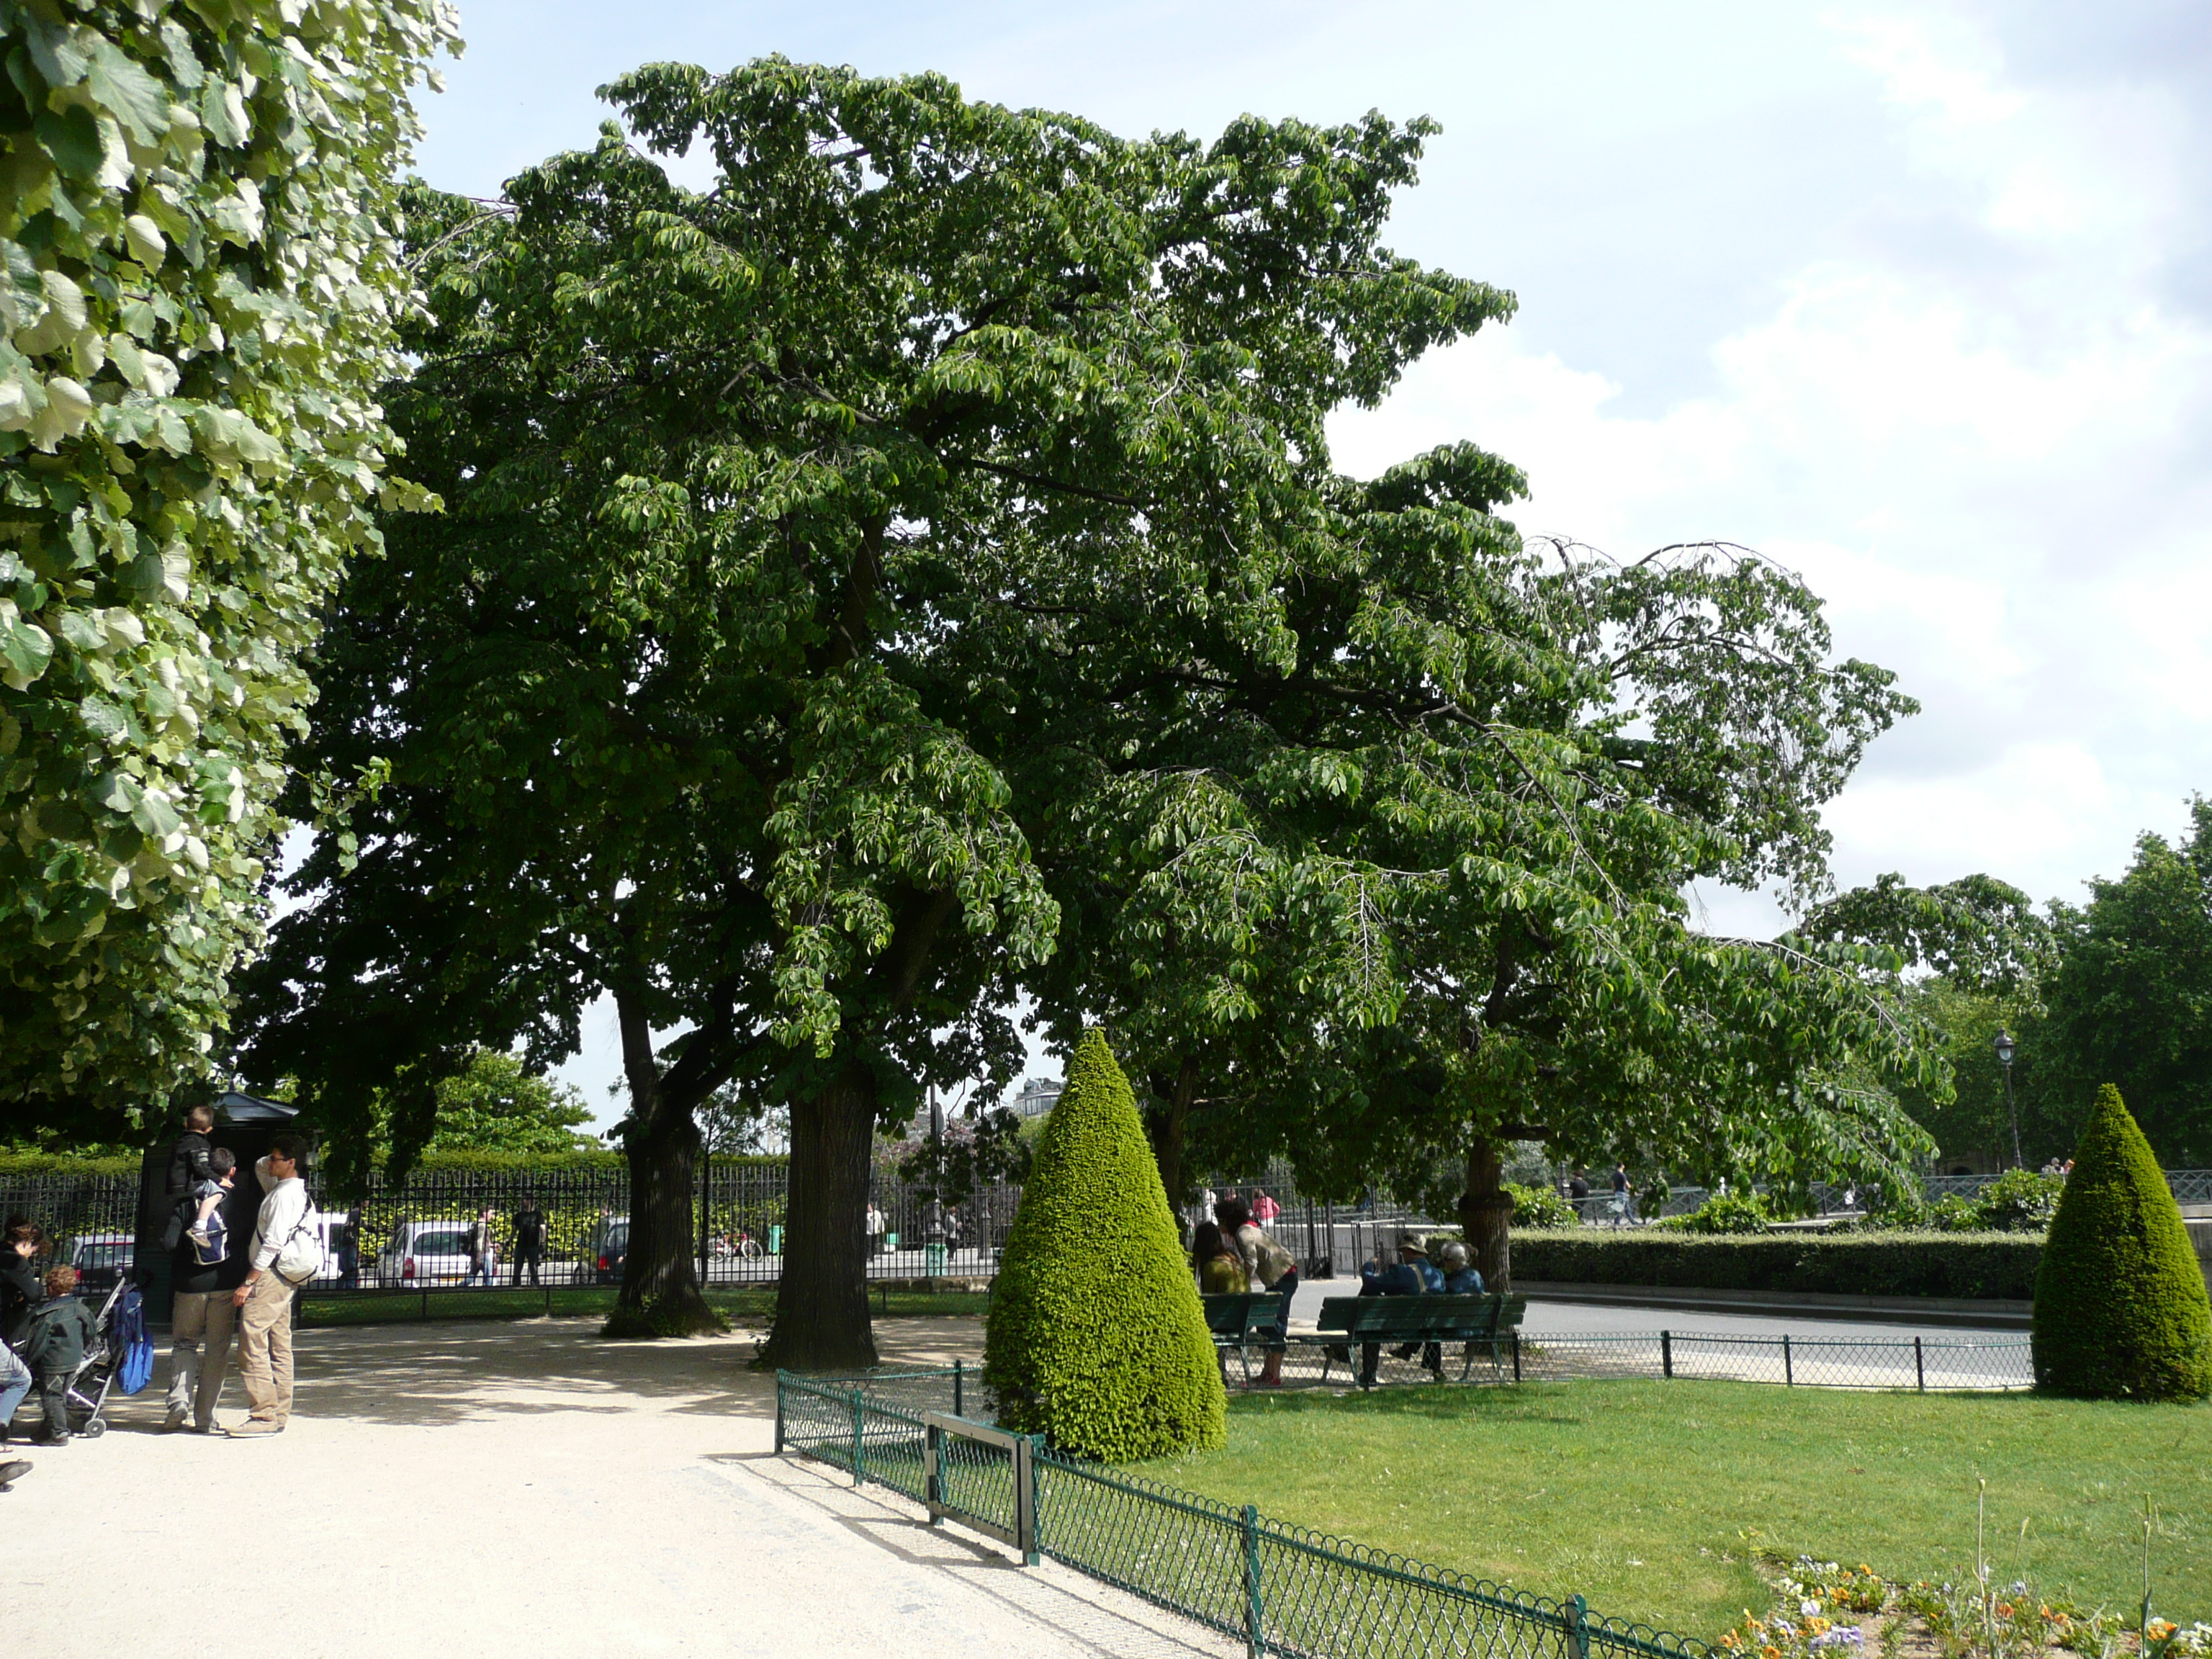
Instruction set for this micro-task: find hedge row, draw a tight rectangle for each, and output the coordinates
[1511,1229,2044,1300]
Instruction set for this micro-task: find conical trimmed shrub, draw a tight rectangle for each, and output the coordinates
[983,1030,1226,1459]
[2032,1084,2212,1401]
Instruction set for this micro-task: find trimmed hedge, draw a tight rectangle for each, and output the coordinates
[1511,1229,2044,1300]
[2033,1085,2212,1401]
[984,1030,1224,1460]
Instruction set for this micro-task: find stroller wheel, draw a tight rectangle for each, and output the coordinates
[76,1417,105,1439]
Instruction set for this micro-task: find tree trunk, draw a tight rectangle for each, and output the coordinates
[604,992,721,1338]
[1151,1055,1197,1215]
[1457,1138,1516,1292]
[759,1061,880,1370]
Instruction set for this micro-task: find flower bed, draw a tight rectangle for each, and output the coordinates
[1730,1550,2206,1659]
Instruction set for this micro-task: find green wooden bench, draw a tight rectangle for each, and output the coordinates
[1201,1292,1286,1383]
[1293,1292,1529,1387]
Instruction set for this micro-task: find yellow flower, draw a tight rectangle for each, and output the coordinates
[1857,1566,1874,1577]
[1831,1589,1848,1604]
[1809,1619,1831,1635]
[2149,1621,2177,1641]
[1721,1636,1740,1650]
[1996,1604,2013,1620]
[1763,1645,1783,1658]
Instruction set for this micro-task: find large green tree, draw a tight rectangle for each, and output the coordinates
[2036,799,2212,1166]
[240,61,1509,1359]
[0,0,458,1132]
[238,57,1933,1353]
[1021,532,1933,1282]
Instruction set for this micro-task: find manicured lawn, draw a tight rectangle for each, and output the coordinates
[297,1284,992,1326]
[1136,1380,2211,1640]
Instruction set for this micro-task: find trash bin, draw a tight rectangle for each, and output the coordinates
[925,1242,948,1277]
[884,1231,899,1251]
[767,1224,782,1255]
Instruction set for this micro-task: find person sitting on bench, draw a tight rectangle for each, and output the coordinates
[1357,1233,1441,1385]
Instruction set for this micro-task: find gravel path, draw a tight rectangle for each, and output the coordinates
[1,1313,1233,1659]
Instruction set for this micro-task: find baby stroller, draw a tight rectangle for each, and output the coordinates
[51,1272,150,1439]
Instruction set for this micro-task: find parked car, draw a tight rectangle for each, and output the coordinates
[68,1232,135,1292]
[580,1215,629,1285]
[372,1220,474,1287]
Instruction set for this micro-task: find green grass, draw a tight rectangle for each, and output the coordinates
[1134,1380,2211,1640]
[295,1284,992,1326]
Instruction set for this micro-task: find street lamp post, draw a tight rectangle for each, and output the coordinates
[1994,1028,2023,1171]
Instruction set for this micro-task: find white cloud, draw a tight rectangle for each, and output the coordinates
[1330,8,2212,918]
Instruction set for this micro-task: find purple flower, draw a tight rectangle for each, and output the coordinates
[1812,1628,1864,1649]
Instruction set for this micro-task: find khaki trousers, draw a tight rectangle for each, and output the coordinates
[236,1274,295,1426]
[166,1290,238,1427]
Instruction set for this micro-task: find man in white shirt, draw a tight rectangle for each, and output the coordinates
[230,1134,310,1439]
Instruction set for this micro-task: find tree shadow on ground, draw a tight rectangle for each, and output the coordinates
[107,1315,986,1431]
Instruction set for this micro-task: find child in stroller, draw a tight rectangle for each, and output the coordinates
[20,1264,128,1444]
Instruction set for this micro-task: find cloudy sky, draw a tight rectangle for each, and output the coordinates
[403,1,2212,1118]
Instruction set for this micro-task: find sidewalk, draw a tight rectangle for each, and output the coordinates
[0,1315,1223,1659]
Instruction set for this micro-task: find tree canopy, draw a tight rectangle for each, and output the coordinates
[0,0,458,1131]
[238,56,1933,1349]
[2036,799,2212,1166]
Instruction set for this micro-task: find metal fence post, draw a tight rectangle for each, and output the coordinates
[1243,1502,1264,1659]
[1783,1335,1793,1388]
[1015,1434,1040,1565]
[953,1359,964,1418]
[1915,1336,1925,1393]
[925,1421,942,1520]
[1569,1593,1591,1659]
[1511,1331,1521,1384]
[1661,1330,1673,1380]
[850,1389,866,1488]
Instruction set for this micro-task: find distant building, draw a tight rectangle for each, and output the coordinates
[1012,1076,1062,1119]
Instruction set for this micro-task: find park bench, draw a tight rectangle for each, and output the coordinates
[1294,1292,1529,1387]
[1200,1292,1286,1383]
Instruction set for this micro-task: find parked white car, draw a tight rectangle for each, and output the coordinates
[371,1220,475,1287]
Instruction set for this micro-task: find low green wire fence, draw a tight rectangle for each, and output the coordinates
[775,1367,1712,1659]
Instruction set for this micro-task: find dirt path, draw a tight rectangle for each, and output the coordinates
[1,1314,1231,1659]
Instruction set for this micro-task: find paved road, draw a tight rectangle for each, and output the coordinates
[1280,1277,2020,1341]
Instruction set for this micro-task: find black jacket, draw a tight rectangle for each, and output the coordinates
[23,1295,96,1375]
[166,1130,217,1199]
[511,1207,547,1251]
[1,1254,43,1348]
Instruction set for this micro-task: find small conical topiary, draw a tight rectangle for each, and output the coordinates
[984,1030,1226,1459]
[2032,1084,2212,1401]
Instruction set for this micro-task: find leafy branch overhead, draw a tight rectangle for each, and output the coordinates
[0,0,460,1123]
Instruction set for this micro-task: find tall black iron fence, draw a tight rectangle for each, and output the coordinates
[0,1158,1021,1292]
[6,1154,2202,1300]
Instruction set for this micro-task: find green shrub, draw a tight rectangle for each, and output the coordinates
[2032,1084,2212,1401]
[1962,1167,2064,1233]
[984,1030,1224,1460]
[1505,1182,1577,1230]
[1511,1229,2043,1299]
[1658,1190,1774,1235]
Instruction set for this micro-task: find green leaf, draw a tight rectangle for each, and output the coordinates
[86,42,172,146]
[33,107,104,181]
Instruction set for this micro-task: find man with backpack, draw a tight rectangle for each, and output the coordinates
[163,1148,242,1433]
[230,1135,319,1439]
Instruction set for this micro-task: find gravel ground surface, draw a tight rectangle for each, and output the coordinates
[0,1313,1233,1659]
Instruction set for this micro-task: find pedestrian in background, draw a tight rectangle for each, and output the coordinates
[1214,1194,1298,1388]
[466,1206,500,1287]
[231,1135,315,1439]
[22,1265,94,1445]
[163,1147,239,1433]
[511,1194,547,1286]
